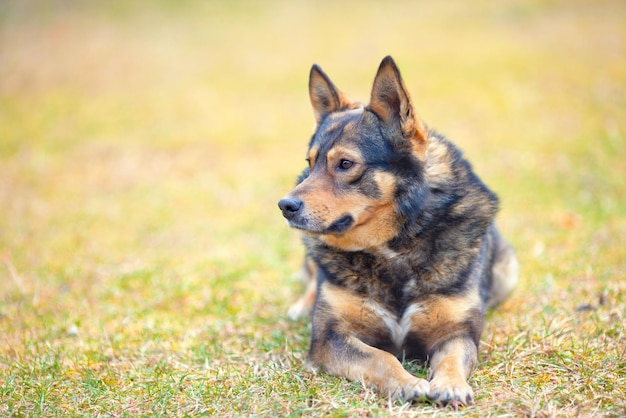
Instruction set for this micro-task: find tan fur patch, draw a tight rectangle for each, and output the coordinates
[320,282,383,336]
[410,291,481,349]
[425,140,453,185]
[319,170,398,251]
[373,171,396,199]
[326,146,363,172]
[307,146,319,169]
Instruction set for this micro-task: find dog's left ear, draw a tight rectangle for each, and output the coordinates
[368,56,428,159]
[309,64,354,125]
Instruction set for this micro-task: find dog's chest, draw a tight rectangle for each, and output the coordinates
[321,246,423,287]
[367,299,423,350]
[318,249,435,357]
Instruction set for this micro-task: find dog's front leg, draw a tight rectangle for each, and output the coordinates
[427,336,477,407]
[307,333,429,402]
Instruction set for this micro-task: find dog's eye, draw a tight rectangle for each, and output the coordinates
[339,159,354,170]
[305,158,311,168]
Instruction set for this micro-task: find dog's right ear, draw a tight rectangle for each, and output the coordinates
[309,65,353,125]
[369,56,428,159]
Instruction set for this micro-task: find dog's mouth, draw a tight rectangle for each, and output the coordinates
[288,214,354,235]
[324,215,354,234]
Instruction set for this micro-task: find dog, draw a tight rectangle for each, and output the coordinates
[278,56,518,407]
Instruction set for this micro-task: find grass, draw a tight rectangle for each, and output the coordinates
[1,0,624,416]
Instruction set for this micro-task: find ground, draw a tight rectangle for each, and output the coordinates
[0,0,624,416]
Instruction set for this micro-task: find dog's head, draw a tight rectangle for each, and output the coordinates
[278,56,429,251]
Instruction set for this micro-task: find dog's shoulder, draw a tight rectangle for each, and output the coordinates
[422,132,498,227]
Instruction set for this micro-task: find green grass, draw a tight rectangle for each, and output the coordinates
[1,0,625,416]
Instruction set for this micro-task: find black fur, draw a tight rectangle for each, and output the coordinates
[279,56,518,407]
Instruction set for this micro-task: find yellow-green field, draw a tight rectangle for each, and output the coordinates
[1,0,624,416]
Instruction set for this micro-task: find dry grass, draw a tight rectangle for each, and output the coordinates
[1,0,625,416]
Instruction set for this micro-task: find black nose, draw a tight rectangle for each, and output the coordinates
[278,198,303,220]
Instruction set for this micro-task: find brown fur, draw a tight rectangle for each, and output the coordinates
[278,56,518,407]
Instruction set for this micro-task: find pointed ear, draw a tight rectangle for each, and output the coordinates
[309,64,354,125]
[368,56,428,158]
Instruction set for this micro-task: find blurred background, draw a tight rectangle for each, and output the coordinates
[0,0,624,415]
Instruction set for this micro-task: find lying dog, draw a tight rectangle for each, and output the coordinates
[278,56,518,407]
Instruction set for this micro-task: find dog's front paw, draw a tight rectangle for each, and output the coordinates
[390,377,430,403]
[428,375,473,408]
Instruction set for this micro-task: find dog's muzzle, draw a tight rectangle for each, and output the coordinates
[278,197,354,234]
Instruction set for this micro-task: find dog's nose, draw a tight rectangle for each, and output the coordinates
[278,198,303,220]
